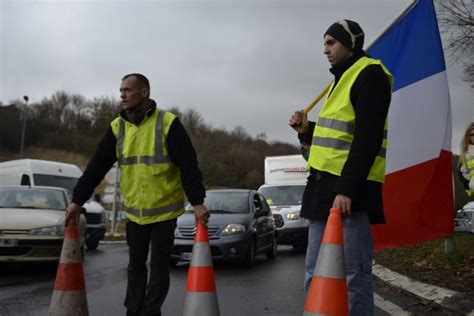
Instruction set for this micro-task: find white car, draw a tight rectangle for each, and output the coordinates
[258,184,308,250]
[0,186,86,262]
[454,201,474,234]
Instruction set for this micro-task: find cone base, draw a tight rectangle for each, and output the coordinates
[183,291,219,316]
[304,276,348,316]
[49,290,89,316]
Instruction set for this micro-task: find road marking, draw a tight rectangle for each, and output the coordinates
[373,264,459,304]
[374,293,409,315]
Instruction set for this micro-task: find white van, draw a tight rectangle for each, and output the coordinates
[0,159,106,250]
[258,155,309,250]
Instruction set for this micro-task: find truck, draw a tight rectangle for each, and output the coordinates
[0,159,107,250]
[258,155,309,250]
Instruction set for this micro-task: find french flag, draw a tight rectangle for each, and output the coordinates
[367,0,454,250]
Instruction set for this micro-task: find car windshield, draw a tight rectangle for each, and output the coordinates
[185,191,249,214]
[0,188,67,210]
[259,185,305,206]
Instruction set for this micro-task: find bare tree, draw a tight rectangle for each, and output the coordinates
[436,0,474,83]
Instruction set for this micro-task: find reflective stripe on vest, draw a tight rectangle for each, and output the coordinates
[308,56,393,183]
[124,201,185,217]
[312,117,387,158]
[116,110,171,165]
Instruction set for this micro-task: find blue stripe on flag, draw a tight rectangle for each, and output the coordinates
[367,0,446,92]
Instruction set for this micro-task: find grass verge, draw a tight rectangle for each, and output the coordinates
[373,234,474,293]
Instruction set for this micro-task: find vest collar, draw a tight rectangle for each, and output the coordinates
[120,99,157,125]
[329,51,367,80]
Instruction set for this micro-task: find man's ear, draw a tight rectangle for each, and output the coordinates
[141,87,150,98]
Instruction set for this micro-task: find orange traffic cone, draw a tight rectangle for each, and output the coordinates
[49,222,88,316]
[303,207,348,316]
[182,221,220,316]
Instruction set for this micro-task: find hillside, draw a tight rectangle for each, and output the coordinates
[0,93,300,190]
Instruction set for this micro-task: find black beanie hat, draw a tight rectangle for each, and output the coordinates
[324,19,364,52]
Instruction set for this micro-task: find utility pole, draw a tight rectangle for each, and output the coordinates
[19,95,29,158]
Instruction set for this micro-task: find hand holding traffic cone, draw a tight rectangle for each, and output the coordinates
[49,221,88,316]
[303,207,348,316]
[182,221,220,316]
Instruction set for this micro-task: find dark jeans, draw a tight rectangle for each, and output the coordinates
[124,219,176,316]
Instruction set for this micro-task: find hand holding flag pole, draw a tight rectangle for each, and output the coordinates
[289,84,330,129]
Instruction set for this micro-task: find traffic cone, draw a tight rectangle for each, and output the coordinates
[182,221,220,316]
[49,222,88,316]
[303,207,348,316]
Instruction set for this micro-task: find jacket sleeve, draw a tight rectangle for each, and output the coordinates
[298,121,316,146]
[167,118,206,205]
[334,64,392,198]
[72,127,118,206]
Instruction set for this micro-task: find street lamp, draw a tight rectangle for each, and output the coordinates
[19,95,29,158]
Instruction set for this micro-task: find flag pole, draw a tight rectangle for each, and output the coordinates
[302,0,419,115]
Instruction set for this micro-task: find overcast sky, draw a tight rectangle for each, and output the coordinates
[1,0,472,153]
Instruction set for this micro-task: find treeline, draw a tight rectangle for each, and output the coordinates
[0,91,299,189]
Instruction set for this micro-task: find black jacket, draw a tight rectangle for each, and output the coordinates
[299,52,391,224]
[72,101,206,207]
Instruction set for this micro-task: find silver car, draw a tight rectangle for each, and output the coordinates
[0,186,86,262]
[454,201,474,234]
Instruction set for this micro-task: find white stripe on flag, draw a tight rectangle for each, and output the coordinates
[386,70,450,174]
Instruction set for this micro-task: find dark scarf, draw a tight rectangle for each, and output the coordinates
[125,101,152,125]
[328,51,367,96]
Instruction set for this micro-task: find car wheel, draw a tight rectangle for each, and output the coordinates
[86,238,99,250]
[266,235,277,260]
[244,238,256,268]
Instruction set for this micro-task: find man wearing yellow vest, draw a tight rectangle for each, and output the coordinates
[290,20,393,315]
[65,73,209,316]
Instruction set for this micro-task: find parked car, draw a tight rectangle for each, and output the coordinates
[0,186,86,262]
[172,189,277,267]
[454,201,474,234]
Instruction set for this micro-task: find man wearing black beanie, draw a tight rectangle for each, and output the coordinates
[290,19,393,315]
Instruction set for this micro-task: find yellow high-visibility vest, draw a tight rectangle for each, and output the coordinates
[461,155,474,197]
[111,109,185,225]
[308,56,394,183]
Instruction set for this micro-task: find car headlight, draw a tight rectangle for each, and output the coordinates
[219,224,245,236]
[286,211,301,221]
[28,225,65,236]
[101,211,107,223]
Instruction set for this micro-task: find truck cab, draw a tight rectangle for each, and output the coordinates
[0,159,106,250]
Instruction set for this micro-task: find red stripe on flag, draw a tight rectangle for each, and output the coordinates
[185,266,216,292]
[53,263,86,291]
[373,150,454,250]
